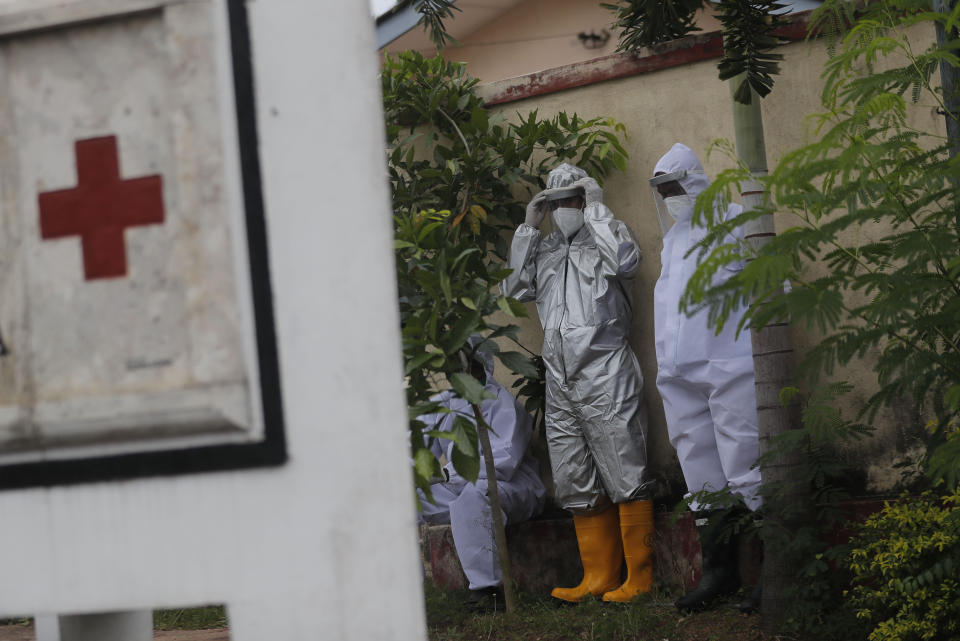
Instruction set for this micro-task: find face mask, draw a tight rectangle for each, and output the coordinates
[553,207,584,238]
[663,195,694,224]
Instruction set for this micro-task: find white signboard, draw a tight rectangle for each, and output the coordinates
[0,0,286,485]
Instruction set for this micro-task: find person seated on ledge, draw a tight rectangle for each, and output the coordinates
[415,340,546,611]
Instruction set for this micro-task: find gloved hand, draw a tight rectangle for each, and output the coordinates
[573,177,603,205]
[525,191,548,228]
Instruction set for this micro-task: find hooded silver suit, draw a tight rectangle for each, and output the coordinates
[500,164,649,512]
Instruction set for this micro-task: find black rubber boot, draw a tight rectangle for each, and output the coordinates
[737,578,762,613]
[675,511,740,612]
[467,586,504,612]
[737,512,764,613]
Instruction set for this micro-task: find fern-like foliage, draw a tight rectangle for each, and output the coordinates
[601,0,706,49]
[681,0,960,488]
[716,0,788,103]
[601,0,785,102]
[414,0,461,50]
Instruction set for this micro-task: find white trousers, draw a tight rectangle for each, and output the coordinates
[418,475,543,590]
[657,357,762,512]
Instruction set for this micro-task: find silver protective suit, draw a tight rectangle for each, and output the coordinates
[417,346,546,590]
[652,143,761,511]
[501,163,649,512]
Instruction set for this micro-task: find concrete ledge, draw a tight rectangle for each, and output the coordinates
[475,11,816,107]
[424,499,893,595]
[422,510,762,595]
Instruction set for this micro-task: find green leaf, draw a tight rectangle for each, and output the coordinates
[414,447,441,485]
[497,351,540,379]
[439,270,452,303]
[443,309,481,354]
[450,415,480,482]
[405,350,437,374]
[417,221,443,242]
[947,385,960,411]
[449,372,495,405]
[497,296,528,317]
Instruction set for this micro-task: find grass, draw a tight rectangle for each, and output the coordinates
[423,583,769,641]
[1,590,770,640]
[153,606,228,630]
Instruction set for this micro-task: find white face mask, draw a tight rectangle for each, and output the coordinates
[663,195,694,224]
[553,207,584,238]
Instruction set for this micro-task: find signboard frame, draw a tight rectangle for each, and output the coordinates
[0,0,287,490]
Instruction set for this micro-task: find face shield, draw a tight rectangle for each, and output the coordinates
[649,169,704,236]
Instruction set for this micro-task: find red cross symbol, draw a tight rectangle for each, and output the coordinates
[38,136,164,280]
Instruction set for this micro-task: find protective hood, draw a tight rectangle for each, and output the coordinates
[650,143,711,235]
[652,143,711,201]
[544,162,588,202]
[467,334,496,384]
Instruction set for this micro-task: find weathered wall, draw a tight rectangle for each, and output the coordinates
[478,21,943,499]
[382,0,721,82]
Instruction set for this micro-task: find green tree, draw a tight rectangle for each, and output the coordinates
[681,2,960,633]
[383,51,628,612]
[683,0,960,489]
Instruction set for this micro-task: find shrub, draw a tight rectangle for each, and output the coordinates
[846,490,960,641]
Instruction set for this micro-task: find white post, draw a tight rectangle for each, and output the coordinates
[34,615,61,641]
[0,1,425,640]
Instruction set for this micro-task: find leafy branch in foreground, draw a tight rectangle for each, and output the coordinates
[680,0,960,486]
[414,0,461,50]
[387,52,629,488]
[602,0,787,104]
[383,51,628,265]
[385,54,629,612]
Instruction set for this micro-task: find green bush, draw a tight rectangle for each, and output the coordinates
[382,51,628,492]
[846,490,960,641]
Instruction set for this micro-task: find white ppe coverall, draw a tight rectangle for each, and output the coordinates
[416,349,546,590]
[652,143,761,512]
[501,163,649,512]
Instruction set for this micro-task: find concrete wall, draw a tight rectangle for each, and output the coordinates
[477,22,943,499]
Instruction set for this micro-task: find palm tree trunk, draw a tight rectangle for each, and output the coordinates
[933,0,960,243]
[729,76,803,632]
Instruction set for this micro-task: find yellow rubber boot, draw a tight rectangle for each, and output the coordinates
[551,506,623,603]
[602,500,654,603]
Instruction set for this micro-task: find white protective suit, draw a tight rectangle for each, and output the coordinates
[417,348,546,590]
[652,143,761,512]
[501,163,649,512]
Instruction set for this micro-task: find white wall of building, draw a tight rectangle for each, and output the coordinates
[0,2,425,639]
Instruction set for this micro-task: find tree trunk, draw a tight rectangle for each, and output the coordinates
[934,0,960,160]
[934,0,960,242]
[473,403,518,614]
[729,76,803,633]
